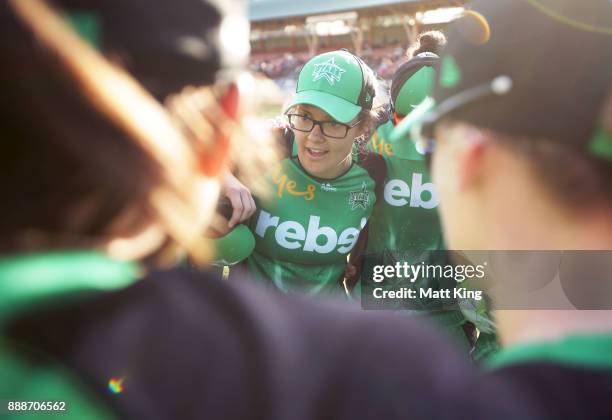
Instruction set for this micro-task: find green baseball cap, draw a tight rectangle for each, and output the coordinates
[285,50,374,124]
[389,52,439,117]
[393,66,435,116]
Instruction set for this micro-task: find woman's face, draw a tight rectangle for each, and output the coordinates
[290,105,363,179]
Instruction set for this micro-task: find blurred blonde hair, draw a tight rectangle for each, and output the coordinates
[8,0,277,265]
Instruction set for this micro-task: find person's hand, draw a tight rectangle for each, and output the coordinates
[343,263,360,291]
[269,116,291,138]
[222,171,256,228]
[269,115,290,131]
[345,264,357,279]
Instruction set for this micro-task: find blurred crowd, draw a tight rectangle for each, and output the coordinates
[250,44,407,82]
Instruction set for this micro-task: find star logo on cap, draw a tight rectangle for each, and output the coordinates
[348,182,370,210]
[312,58,346,86]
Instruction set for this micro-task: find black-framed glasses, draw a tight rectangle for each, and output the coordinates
[286,114,360,139]
[407,75,513,170]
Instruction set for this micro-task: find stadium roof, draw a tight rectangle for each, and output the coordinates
[249,0,464,23]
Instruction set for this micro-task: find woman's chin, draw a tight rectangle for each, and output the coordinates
[302,161,329,178]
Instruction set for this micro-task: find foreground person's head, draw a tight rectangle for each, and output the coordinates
[0,0,250,264]
[393,0,612,251]
[284,50,380,179]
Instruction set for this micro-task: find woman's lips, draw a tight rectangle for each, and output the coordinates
[305,147,328,160]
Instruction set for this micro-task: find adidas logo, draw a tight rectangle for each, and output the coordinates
[321,182,337,192]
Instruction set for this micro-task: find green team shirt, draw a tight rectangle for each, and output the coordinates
[366,119,444,256]
[246,134,385,296]
[361,119,454,312]
[363,120,498,355]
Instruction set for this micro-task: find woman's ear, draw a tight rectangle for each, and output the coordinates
[456,126,488,191]
[434,122,489,193]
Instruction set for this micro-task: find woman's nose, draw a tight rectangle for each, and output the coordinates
[308,123,325,142]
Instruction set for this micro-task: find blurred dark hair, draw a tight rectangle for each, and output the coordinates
[0,0,207,260]
[520,91,612,211]
[448,91,612,212]
[408,31,447,59]
[500,134,612,213]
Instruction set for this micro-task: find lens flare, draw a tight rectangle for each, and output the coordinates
[108,376,126,394]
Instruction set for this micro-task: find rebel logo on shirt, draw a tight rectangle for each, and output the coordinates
[384,173,439,209]
[255,210,367,254]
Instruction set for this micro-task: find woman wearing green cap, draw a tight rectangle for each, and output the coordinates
[345,32,498,358]
[234,49,387,296]
[361,32,447,271]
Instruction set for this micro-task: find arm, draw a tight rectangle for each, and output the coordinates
[344,223,370,292]
[221,170,257,229]
[343,150,387,292]
[219,118,292,230]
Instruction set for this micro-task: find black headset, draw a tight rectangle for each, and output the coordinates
[389,52,439,115]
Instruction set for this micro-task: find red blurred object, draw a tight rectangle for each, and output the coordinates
[393,112,403,126]
[199,83,239,176]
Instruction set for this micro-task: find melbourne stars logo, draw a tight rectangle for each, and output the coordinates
[348,182,370,210]
[312,58,346,86]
